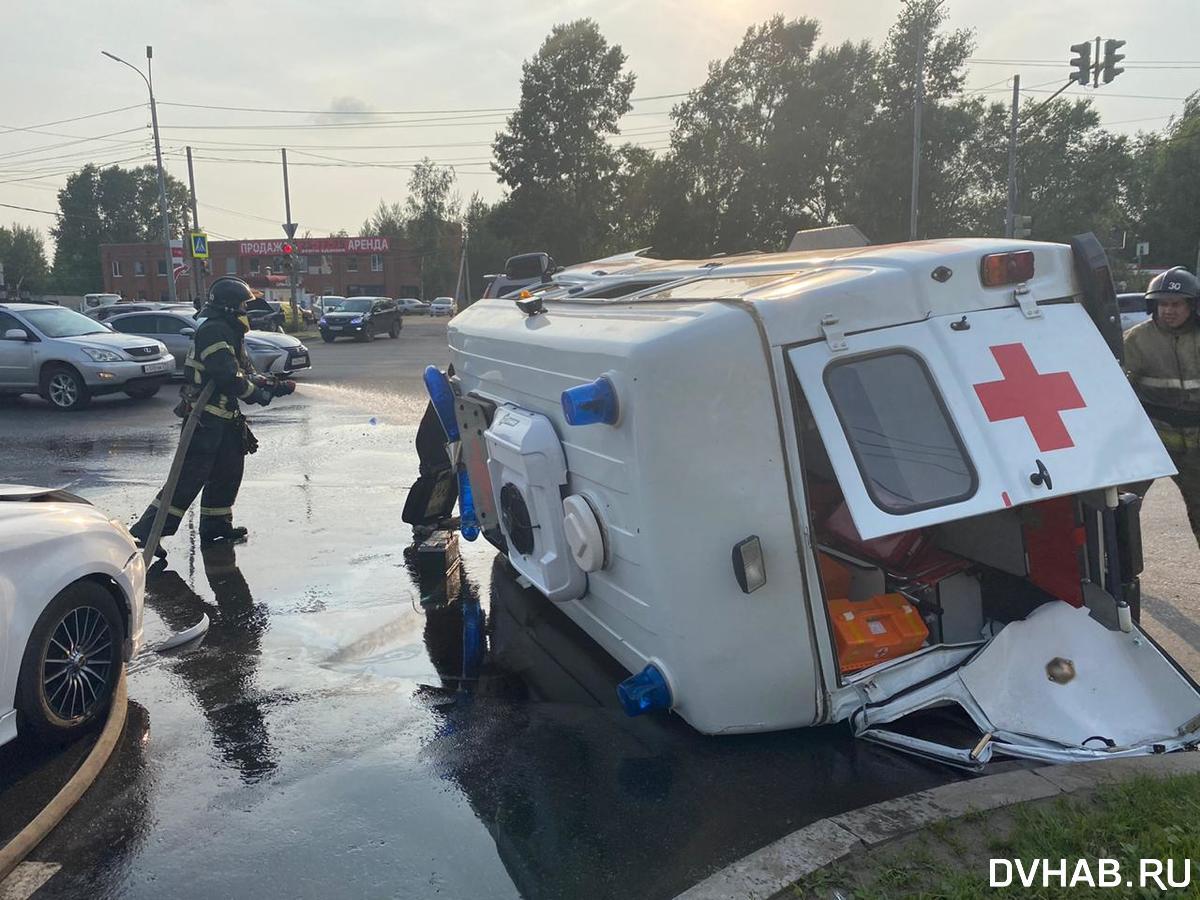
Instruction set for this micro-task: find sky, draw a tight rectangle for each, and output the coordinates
[2,0,1197,253]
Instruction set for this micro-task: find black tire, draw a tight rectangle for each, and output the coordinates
[16,581,124,746]
[40,364,91,411]
[322,332,336,343]
[388,320,400,339]
[125,383,161,400]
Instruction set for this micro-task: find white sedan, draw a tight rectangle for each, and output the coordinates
[0,485,144,746]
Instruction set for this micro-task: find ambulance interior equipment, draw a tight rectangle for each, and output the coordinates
[416,234,1200,769]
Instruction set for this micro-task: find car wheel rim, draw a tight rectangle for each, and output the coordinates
[43,606,113,721]
[49,373,77,407]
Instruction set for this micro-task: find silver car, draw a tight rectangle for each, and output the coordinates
[105,310,312,377]
[0,303,174,410]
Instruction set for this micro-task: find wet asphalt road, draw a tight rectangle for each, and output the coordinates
[2,317,1198,899]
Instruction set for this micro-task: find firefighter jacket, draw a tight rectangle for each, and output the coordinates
[183,309,263,423]
[1124,316,1200,430]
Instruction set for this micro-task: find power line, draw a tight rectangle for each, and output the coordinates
[0,104,146,136]
[155,92,689,117]
[0,127,148,161]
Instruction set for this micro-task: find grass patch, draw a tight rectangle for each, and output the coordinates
[787,773,1200,899]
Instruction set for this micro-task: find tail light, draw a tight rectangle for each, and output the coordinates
[980,250,1035,287]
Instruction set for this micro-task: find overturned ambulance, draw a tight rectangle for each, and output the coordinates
[417,235,1200,768]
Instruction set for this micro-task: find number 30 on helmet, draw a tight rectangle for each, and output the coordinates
[1144,266,1200,316]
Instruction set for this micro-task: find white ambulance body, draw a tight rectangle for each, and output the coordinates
[442,237,1200,767]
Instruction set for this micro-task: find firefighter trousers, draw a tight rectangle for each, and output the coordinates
[1154,425,1200,551]
[130,418,246,541]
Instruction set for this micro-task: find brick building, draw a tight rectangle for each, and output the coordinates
[100,235,448,304]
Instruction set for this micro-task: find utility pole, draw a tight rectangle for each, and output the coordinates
[280,148,299,328]
[1005,75,1020,239]
[186,146,205,303]
[102,45,176,303]
[908,29,925,242]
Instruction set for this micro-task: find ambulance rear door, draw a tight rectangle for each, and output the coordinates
[789,302,1175,541]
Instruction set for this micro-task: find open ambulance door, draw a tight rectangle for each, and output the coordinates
[790,302,1200,767]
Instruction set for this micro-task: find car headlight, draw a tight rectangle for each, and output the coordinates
[350,316,363,325]
[319,317,327,326]
[82,346,124,362]
[245,340,271,351]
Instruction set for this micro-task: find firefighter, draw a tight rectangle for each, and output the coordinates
[129,276,294,551]
[1124,266,1200,548]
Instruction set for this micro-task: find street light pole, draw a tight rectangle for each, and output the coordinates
[101,45,177,303]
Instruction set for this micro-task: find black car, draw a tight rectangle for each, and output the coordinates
[318,296,402,342]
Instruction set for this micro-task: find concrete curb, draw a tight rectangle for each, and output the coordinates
[674,752,1200,900]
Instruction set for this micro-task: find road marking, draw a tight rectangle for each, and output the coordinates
[0,862,61,900]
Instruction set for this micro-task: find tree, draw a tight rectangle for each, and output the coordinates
[666,17,823,254]
[493,19,635,263]
[839,0,979,242]
[360,200,406,239]
[0,224,49,294]
[50,163,190,294]
[464,193,521,296]
[1132,94,1200,268]
[404,159,461,298]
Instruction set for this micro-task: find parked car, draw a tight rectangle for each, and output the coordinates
[1118,292,1151,332]
[313,296,346,318]
[267,300,304,330]
[397,298,429,315]
[0,484,144,747]
[245,295,284,333]
[318,296,402,342]
[86,302,196,322]
[0,303,174,410]
[429,297,455,316]
[106,310,312,376]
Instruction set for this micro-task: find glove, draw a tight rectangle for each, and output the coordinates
[249,374,271,389]
[253,387,273,406]
[273,379,297,397]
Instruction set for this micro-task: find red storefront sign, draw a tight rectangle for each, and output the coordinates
[237,237,390,257]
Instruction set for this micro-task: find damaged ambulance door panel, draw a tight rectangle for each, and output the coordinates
[853,601,1200,768]
[789,303,1174,541]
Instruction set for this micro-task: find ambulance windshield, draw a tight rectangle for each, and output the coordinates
[824,351,976,514]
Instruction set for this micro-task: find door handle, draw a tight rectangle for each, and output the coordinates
[1029,459,1053,491]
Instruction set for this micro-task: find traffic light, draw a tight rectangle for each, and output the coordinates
[1014,215,1033,239]
[1069,41,1092,86]
[281,241,295,272]
[1102,39,1126,84]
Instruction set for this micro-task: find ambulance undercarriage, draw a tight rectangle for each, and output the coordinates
[428,238,1200,769]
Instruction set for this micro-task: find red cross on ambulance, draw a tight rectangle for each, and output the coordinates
[972,343,1086,452]
[791,304,1176,541]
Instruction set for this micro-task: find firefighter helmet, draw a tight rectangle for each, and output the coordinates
[206,276,255,312]
[1145,266,1200,316]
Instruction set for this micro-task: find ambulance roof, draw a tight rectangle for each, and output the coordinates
[545,238,1080,346]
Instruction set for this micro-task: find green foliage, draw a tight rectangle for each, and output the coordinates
[492,19,635,263]
[49,163,189,294]
[0,223,49,294]
[1131,94,1200,268]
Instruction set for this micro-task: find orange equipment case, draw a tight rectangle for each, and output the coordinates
[827,593,929,673]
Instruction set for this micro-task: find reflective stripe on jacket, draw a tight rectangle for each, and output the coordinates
[184,314,258,422]
[1123,317,1200,429]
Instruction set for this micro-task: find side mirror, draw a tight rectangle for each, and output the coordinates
[180,327,196,337]
[3,328,30,341]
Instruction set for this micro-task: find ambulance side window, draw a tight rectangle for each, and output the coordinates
[824,351,976,515]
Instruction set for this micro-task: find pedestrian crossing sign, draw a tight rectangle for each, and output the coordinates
[190,232,209,259]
